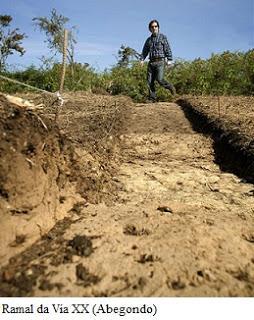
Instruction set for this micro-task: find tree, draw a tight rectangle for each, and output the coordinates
[117,45,141,67]
[33,9,76,67]
[0,15,26,71]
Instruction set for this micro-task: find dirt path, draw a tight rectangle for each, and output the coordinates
[1,102,254,297]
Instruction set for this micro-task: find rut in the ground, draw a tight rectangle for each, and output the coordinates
[1,102,254,297]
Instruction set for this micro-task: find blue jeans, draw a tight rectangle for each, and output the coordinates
[147,61,175,100]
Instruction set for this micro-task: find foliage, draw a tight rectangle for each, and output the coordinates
[0,15,26,71]
[169,50,254,96]
[1,49,253,100]
[117,45,141,68]
[109,49,254,100]
[0,62,107,95]
[33,8,76,66]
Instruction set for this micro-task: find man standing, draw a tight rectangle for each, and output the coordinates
[140,19,176,102]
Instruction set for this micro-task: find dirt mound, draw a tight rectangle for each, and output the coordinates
[0,92,131,267]
[57,92,131,204]
[0,95,83,265]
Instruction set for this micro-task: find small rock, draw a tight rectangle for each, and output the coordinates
[59,196,66,204]
[242,232,254,243]
[123,224,150,236]
[68,235,93,257]
[137,254,155,264]
[157,206,173,213]
[168,277,186,290]
[76,263,100,286]
[203,219,214,226]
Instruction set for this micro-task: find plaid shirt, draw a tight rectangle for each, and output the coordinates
[141,33,172,61]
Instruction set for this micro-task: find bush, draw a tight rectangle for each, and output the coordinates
[0,50,253,99]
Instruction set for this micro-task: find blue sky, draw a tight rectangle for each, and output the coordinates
[1,0,254,71]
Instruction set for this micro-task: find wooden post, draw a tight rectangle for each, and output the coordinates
[59,29,68,93]
[55,29,68,123]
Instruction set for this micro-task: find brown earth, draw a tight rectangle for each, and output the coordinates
[178,96,254,183]
[0,92,254,297]
[0,94,81,266]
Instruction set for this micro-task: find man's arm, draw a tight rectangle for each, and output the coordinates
[140,37,150,61]
[163,35,173,61]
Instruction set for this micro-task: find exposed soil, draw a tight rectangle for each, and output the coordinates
[0,92,254,297]
[0,92,129,266]
[177,96,254,183]
[0,94,82,266]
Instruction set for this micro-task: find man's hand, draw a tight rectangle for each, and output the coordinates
[140,60,144,67]
[166,60,174,68]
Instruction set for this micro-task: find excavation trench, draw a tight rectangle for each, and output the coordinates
[0,99,254,297]
[177,98,254,184]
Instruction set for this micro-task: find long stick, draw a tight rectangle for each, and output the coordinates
[59,29,68,93]
[55,29,68,123]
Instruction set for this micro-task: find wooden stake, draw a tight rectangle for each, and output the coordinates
[56,29,68,123]
[59,29,68,93]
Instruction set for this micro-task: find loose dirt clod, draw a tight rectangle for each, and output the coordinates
[169,277,186,290]
[157,206,173,213]
[123,224,150,236]
[68,235,93,257]
[76,263,100,287]
[137,254,160,264]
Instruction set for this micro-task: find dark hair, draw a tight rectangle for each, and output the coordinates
[148,19,160,31]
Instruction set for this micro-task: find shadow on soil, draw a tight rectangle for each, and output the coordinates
[177,99,254,184]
